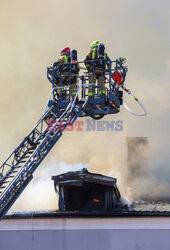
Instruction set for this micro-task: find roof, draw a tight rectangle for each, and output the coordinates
[4,207,170,220]
[52,168,116,187]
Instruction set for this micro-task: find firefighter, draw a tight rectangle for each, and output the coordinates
[84,41,111,98]
[53,47,79,100]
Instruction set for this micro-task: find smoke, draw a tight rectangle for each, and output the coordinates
[0,0,169,211]
[126,137,170,202]
[11,157,88,211]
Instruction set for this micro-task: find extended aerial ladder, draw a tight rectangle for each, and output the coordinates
[0,99,88,220]
[0,58,146,220]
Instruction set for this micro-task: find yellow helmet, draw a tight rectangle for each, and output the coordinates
[90,40,101,49]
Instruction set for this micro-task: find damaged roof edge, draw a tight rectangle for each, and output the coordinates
[4,210,170,220]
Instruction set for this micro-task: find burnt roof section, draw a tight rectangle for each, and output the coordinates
[5,201,170,219]
[52,168,116,187]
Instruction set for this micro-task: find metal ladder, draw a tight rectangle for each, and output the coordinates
[0,100,85,220]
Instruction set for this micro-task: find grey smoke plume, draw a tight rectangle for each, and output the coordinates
[0,0,170,210]
[12,157,88,211]
[127,137,170,201]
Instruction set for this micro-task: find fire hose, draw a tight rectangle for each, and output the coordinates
[106,74,147,116]
[122,85,147,116]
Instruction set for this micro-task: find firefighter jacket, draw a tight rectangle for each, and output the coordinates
[84,48,110,72]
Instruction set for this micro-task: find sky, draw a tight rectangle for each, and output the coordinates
[0,0,170,210]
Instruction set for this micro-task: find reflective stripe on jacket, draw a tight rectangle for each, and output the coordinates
[91,48,108,60]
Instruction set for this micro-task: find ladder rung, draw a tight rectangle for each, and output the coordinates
[22,155,30,159]
[14,166,22,169]
[27,151,35,154]
[2,181,10,184]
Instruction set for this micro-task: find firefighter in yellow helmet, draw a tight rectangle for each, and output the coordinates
[53,47,79,100]
[84,41,111,98]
